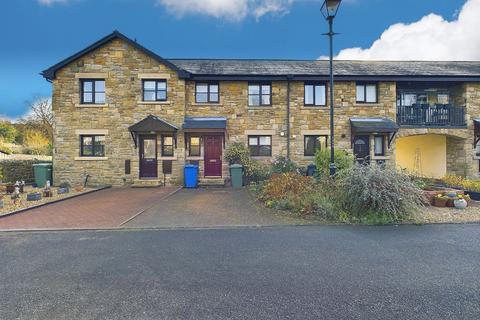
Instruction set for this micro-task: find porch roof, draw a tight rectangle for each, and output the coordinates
[182,117,227,130]
[128,115,179,133]
[350,118,399,134]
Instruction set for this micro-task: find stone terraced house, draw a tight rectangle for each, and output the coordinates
[41,31,480,187]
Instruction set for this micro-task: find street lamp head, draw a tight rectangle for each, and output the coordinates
[321,0,342,19]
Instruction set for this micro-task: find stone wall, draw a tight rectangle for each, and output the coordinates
[51,37,480,186]
[52,39,186,186]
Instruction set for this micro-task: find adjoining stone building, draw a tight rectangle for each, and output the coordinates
[41,31,480,187]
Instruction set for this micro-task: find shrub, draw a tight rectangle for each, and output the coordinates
[270,156,298,174]
[224,142,270,184]
[0,144,12,155]
[260,172,315,208]
[443,175,465,188]
[0,160,51,183]
[224,142,250,165]
[314,148,354,176]
[337,165,426,222]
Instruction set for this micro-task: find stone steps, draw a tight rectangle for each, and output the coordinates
[132,179,164,188]
[198,177,226,188]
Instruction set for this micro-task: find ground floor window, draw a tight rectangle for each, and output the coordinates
[80,135,105,157]
[248,135,272,156]
[304,135,328,156]
[189,136,201,157]
[161,135,174,157]
[374,135,385,156]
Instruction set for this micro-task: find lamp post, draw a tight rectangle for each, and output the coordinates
[321,0,342,176]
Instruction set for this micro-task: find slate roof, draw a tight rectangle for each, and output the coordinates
[41,30,480,81]
[168,59,480,78]
[350,118,399,133]
[183,117,227,130]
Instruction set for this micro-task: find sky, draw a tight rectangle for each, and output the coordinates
[1,0,478,120]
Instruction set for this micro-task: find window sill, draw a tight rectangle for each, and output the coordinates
[191,103,222,107]
[248,106,273,110]
[159,156,177,160]
[75,104,109,108]
[303,155,316,158]
[74,156,108,161]
[186,156,203,161]
[372,156,389,160]
[354,103,381,107]
[301,105,328,109]
[251,156,272,160]
[137,101,171,105]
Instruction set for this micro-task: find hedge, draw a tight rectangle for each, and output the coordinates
[0,160,52,183]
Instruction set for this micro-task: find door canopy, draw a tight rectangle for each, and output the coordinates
[128,115,178,148]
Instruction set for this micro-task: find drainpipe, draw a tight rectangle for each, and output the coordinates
[286,75,293,159]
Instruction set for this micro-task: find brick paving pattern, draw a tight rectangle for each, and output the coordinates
[0,187,177,230]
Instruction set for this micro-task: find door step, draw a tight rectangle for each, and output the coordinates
[132,179,163,188]
[198,177,226,188]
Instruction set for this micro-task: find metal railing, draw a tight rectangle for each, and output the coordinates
[397,104,466,127]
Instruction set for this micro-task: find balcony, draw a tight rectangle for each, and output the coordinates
[397,104,466,127]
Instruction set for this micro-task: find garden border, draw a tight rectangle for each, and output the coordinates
[0,185,112,219]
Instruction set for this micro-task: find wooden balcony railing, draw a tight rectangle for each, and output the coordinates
[397,104,466,127]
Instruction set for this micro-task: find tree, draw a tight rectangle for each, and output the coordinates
[21,98,54,141]
[0,121,17,143]
[23,130,51,155]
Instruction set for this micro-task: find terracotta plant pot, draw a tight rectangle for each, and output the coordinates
[43,190,53,198]
[433,198,448,207]
[6,184,15,194]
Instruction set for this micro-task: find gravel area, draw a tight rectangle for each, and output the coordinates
[413,202,480,224]
[0,185,95,217]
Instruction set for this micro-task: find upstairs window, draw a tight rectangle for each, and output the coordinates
[161,135,174,157]
[143,80,167,101]
[81,80,105,104]
[248,83,271,106]
[80,135,105,157]
[304,135,328,156]
[248,135,272,157]
[356,83,377,103]
[196,82,219,103]
[304,83,326,106]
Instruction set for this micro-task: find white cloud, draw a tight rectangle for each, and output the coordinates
[334,0,480,61]
[38,0,68,5]
[156,0,296,21]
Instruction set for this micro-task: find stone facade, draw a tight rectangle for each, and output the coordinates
[50,37,480,187]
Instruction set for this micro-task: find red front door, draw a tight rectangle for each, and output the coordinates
[204,135,222,177]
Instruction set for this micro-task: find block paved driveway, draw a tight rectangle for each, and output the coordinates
[0,187,179,231]
[124,188,306,228]
[0,187,305,231]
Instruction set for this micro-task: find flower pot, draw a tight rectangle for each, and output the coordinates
[446,198,457,207]
[465,190,480,201]
[433,198,448,207]
[27,193,42,201]
[43,190,53,198]
[454,199,468,209]
[57,187,69,195]
[6,184,15,194]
